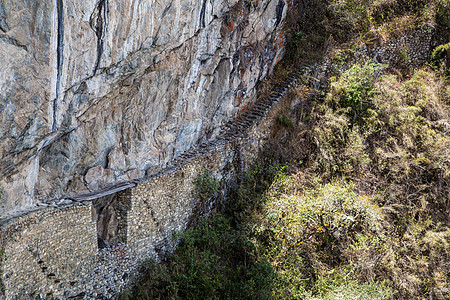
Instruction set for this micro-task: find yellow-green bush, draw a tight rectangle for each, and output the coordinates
[263,62,449,298]
[259,180,383,248]
[313,65,449,216]
[431,43,450,76]
[326,61,385,124]
[249,173,390,299]
[375,220,450,298]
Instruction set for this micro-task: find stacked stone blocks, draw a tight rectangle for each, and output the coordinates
[0,204,96,299]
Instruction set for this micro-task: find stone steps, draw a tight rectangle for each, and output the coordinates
[65,71,307,202]
[149,71,304,175]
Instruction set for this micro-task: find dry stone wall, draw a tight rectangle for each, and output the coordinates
[125,142,236,260]
[0,146,238,299]
[309,29,438,91]
[0,204,97,299]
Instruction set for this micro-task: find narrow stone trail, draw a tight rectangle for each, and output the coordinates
[145,70,305,173]
[68,70,306,202]
[61,69,311,299]
[65,27,438,202]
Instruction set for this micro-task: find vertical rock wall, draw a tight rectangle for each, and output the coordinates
[0,0,289,217]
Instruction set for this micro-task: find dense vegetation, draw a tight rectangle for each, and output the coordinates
[282,0,449,67]
[123,0,449,299]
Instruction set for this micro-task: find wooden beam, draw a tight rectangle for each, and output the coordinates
[66,182,136,202]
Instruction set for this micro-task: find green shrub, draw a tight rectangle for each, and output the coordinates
[304,280,392,300]
[266,65,449,299]
[226,162,280,222]
[436,0,450,27]
[319,67,449,212]
[127,214,275,299]
[311,105,371,178]
[276,114,294,128]
[258,181,383,257]
[192,170,218,202]
[430,43,449,76]
[327,61,385,125]
[251,178,386,298]
[370,70,449,211]
[329,0,372,33]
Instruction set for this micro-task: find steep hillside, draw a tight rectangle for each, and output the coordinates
[126,0,449,299]
[126,65,449,300]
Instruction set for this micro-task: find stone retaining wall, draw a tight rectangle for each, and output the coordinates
[125,142,236,260]
[0,143,239,299]
[0,204,97,299]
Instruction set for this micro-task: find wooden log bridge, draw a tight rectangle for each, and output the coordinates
[67,182,137,202]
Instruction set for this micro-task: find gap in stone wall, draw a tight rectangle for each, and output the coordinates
[92,194,120,248]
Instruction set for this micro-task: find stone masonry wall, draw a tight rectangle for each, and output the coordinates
[125,142,236,260]
[0,203,97,299]
[0,143,238,299]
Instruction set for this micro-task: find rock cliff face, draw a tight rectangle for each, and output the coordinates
[0,0,287,217]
